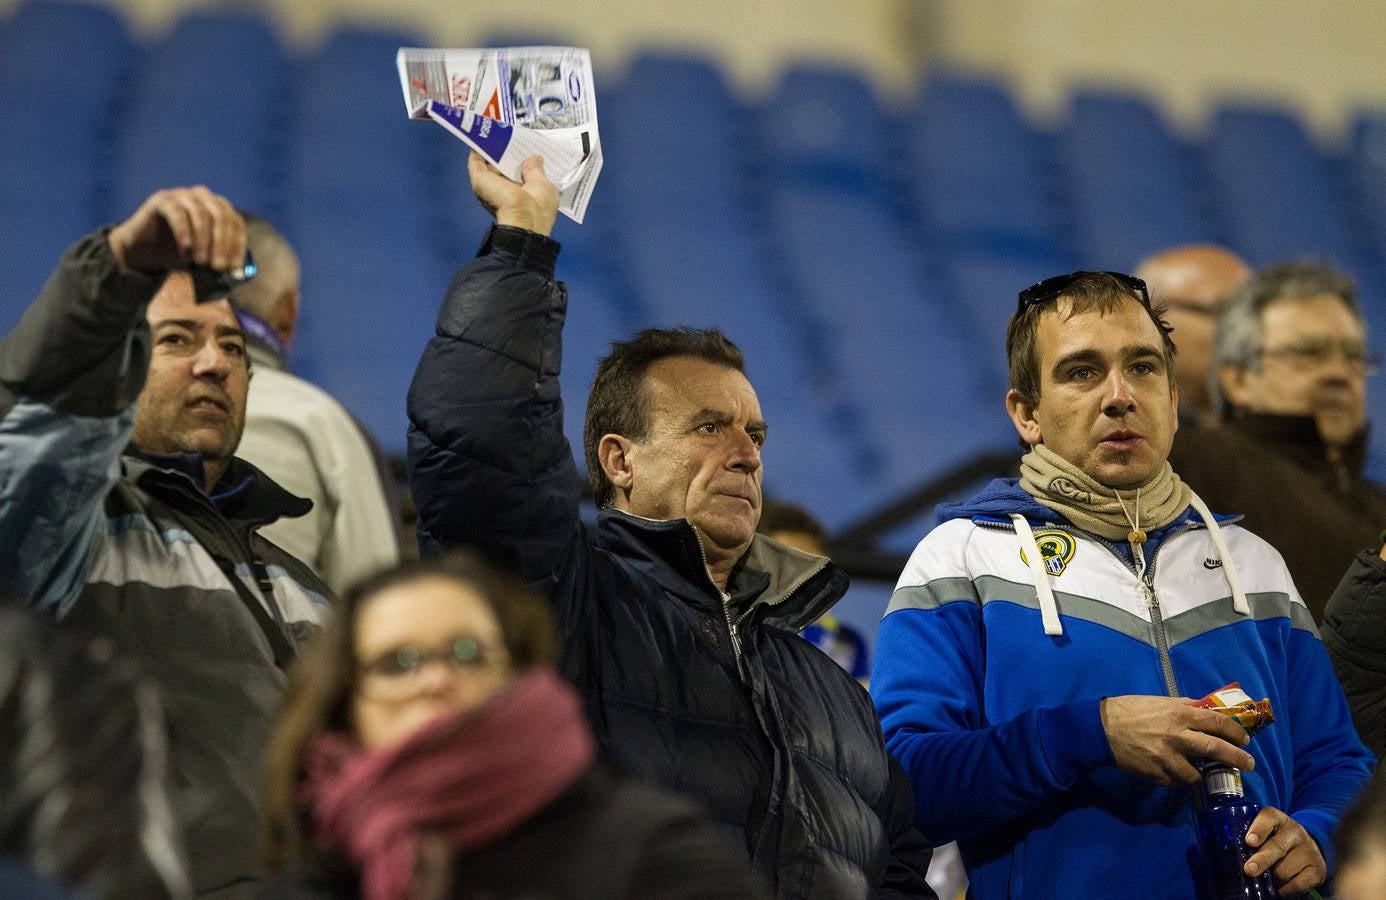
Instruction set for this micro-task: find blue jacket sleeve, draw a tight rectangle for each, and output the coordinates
[0,231,164,615]
[1281,626,1376,874]
[407,225,591,611]
[872,597,1112,844]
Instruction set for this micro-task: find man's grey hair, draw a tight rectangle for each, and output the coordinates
[228,213,299,324]
[1209,261,1363,415]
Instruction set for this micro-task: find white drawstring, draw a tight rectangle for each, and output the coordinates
[1114,487,1147,545]
[1188,491,1251,617]
[1012,491,1246,637]
[1011,513,1064,636]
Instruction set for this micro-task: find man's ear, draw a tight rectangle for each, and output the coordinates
[273,288,299,349]
[1006,389,1042,447]
[598,434,636,499]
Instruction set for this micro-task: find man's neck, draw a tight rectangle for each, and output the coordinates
[693,528,748,594]
[706,554,735,593]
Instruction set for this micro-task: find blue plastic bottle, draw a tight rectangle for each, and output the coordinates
[1198,764,1278,899]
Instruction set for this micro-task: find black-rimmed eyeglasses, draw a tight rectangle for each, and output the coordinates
[1016,270,1150,316]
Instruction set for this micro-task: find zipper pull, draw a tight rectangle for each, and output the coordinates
[1140,580,1157,611]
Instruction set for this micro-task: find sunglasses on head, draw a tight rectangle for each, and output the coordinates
[1016,271,1150,316]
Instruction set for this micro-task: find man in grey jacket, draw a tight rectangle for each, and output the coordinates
[0,186,332,897]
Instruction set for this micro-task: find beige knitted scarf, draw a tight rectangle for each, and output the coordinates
[1018,444,1192,543]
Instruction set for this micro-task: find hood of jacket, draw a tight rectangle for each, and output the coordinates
[935,477,1235,530]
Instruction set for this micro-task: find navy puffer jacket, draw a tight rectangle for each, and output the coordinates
[408,225,933,899]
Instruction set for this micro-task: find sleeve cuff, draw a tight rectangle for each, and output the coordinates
[68,228,167,323]
[1036,697,1114,784]
[477,223,561,278]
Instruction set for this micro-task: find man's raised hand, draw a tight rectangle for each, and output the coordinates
[1100,695,1256,786]
[107,186,245,274]
[468,152,559,238]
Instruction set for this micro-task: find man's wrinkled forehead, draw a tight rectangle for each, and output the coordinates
[643,356,759,410]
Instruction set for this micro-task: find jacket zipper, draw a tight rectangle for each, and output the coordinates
[977,518,1198,698]
[1132,541,1180,698]
[691,530,749,683]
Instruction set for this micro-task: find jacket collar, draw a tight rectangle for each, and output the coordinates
[124,447,312,530]
[595,509,849,631]
[1226,411,1370,476]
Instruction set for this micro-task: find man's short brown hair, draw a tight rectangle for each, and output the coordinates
[1006,273,1177,406]
[583,327,746,508]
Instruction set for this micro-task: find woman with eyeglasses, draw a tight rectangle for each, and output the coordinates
[258,550,763,900]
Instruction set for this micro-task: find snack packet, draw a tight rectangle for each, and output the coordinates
[1193,682,1274,738]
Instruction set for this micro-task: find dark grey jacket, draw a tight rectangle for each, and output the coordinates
[0,232,333,897]
[407,225,933,899]
[1323,550,1386,759]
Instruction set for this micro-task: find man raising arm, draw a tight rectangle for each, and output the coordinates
[407,155,933,898]
[0,187,332,898]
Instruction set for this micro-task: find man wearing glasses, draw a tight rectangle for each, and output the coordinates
[1166,262,1386,621]
[872,271,1372,898]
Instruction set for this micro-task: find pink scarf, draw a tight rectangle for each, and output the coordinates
[303,667,595,900]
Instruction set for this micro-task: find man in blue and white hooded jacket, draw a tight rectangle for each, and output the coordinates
[873,271,1374,899]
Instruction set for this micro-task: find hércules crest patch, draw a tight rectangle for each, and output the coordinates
[1020,529,1077,577]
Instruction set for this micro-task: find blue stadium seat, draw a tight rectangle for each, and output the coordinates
[1205,105,1364,268]
[553,257,633,472]
[1058,90,1212,267]
[936,247,1077,400]
[0,0,131,104]
[111,10,288,219]
[760,62,893,192]
[1351,109,1386,264]
[276,25,448,457]
[602,51,748,216]
[1349,109,1386,335]
[0,1,132,328]
[764,183,1018,507]
[908,71,1064,256]
[285,26,433,226]
[288,222,451,457]
[0,191,94,335]
[620,218,806,386]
